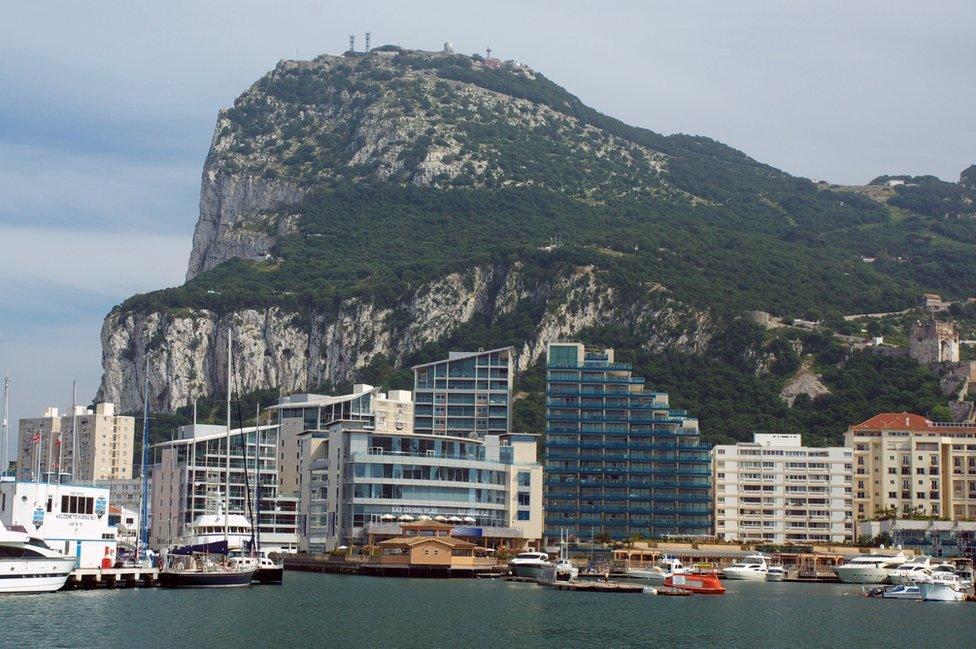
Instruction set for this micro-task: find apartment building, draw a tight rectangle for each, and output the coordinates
[17,403,134,482]
[846,413,976,521]
[271,386,413,495]
[298,421,543,552]
[149,423,298,553]
[16,407,62,481]
[544,343,712,542]
[412,347,513,439]
[712,434,854,544]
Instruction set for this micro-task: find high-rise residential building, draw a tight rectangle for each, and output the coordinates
[298,421,543,552]
[544,343,711,542]
[149,423,298,553]
[17,403,133,482]
[61,403,135,482]
[272,386,413,495]
[16,407,62,481]
[846,413,976,521]
[412,348,514,439]
[712,434,854,544]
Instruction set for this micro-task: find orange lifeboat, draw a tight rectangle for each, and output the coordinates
[664,571,726,595]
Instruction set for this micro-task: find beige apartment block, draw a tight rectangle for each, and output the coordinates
[61,403,135,482]
[16,407,63,480]
[846,413,976,521]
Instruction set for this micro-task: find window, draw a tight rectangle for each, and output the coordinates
[517,472,531,487]
[60,495,94,515]
[517,510,531,521]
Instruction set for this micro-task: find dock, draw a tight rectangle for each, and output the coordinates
[64,567,159,590]
[549,580,648,593]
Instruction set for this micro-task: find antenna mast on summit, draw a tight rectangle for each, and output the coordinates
[349,34,355,52]
[364,32,371,52]
[486,46,492,59]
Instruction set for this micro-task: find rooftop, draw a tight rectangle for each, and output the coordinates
[849,412,976,434]
[410,346,514,370]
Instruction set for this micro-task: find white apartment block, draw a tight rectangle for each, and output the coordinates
[713,434,854,544]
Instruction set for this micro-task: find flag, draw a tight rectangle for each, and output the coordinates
[31,432,40,443]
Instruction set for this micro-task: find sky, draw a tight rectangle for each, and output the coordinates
[0,0,973,454]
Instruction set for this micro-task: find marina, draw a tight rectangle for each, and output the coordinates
[5,572,976,648]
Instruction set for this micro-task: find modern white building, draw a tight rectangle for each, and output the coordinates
[270,385,413,496]
[298,421,543,552]
[712,434,855,544]
[0,480,118,568]
[149,423,298,553]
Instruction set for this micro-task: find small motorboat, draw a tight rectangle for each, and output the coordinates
[766,566,787,582]
[880,584,922,600]
[664,571,726,595]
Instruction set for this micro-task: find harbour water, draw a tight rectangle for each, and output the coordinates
[6,573,975,648]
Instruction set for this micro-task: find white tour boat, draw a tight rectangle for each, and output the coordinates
[722,554,771,580]
[0,521,78,593]
[833,552,908,584]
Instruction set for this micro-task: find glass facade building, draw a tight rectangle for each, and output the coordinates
[299,422,542,551]
[412,348,514,438]
[544,343,712,541]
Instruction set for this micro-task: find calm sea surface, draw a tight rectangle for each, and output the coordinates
[5,573,975,648]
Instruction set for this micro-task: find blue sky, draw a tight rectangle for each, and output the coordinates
[0,0,973,451]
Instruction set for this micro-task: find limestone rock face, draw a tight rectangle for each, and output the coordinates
[98,264,714,412]
[185,166,305,280]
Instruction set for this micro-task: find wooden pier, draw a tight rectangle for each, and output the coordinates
[64,567,159,590]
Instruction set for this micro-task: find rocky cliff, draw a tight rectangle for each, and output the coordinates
[99,47,976,418]
[100,263,712,411]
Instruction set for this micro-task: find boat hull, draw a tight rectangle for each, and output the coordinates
[159,569,256,588]
[881,585,922,600]
[834,567,890,584]
[919,582,966,602]
[254,567,284,584]
[664,573,726,595]
[722,568,767,580]
[509,563,549,580]
[0,557,77,594]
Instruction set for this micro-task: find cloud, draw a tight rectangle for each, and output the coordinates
[0,225,188,299]
[0,142,200,234]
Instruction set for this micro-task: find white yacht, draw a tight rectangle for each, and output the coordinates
[0,521,78,593]
[628,556,688,581]
[887,557,934,584]
[929,562,974,590]
[722,554,770,580]
[187,513,254,551]
[509,551,552,580]
[833,552,908,584]
[919,578,967,602]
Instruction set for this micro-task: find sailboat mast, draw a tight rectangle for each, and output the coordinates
[225,331,231,543]
[71,380,79,480]
[1,375,8,476]
[254,403,260,554]
[138,357,150,561]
